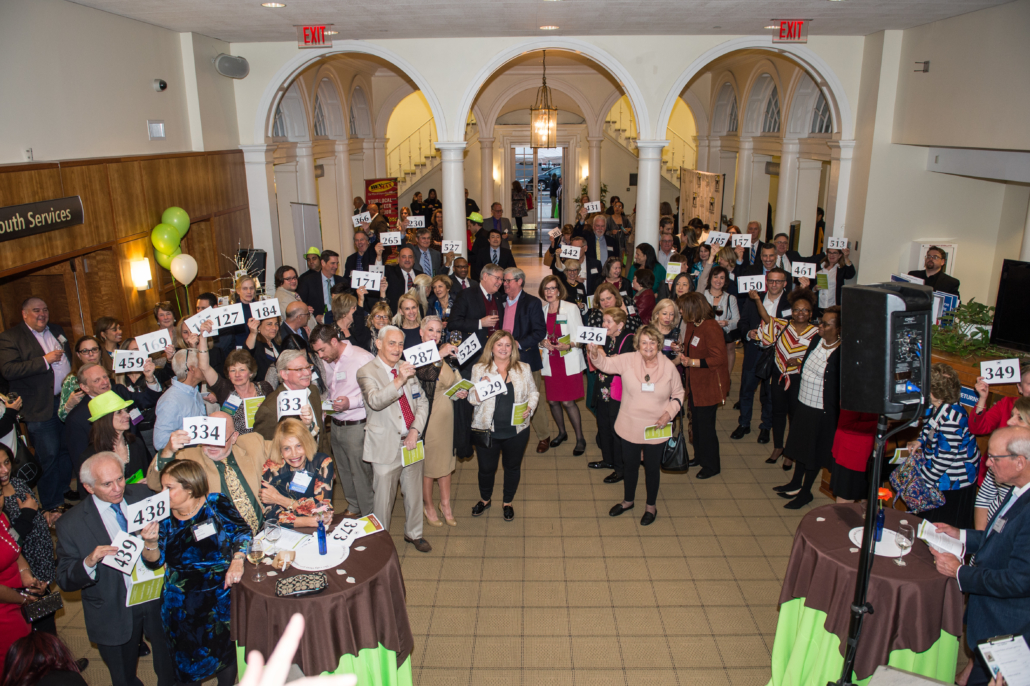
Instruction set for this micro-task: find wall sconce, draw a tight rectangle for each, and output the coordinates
[131,259,152,291]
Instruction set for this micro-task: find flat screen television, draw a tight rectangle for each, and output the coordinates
[990,259,1030,353]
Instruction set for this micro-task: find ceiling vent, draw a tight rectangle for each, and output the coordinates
[213,54,250,79]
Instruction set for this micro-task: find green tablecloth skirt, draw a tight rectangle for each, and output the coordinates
[237,642,414,686]
[767,598,959,686]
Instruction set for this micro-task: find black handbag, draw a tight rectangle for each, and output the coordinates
[21,584,63,622]
[274,572,328,598]
[471,429,492,448]
[661,419,689,471]
[753,325,788,381]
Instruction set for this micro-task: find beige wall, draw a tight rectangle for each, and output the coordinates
[181,33,241,152]
[893,0,1030,152]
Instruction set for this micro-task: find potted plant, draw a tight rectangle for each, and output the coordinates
[932,299,997,358]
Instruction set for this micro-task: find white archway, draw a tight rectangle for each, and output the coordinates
[479,75,600,139]
[251,41,448,146]
[270,81,310,142]
[741,70,781,137]
[656,36,854,141]
[783,72,825,138]
[456,38,650,142]
[375,82,417,142]
[679,89,708,140]
[313,78,346,139]
[710,79,740,137]
[349,85,373,139]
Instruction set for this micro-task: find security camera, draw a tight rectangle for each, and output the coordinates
[153,79,168,92]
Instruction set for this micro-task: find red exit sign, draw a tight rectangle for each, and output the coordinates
[296,24,333,48]
[773,19,809,43]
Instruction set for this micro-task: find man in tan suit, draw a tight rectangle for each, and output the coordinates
[254,350,330,455]
[146,410,267,534]
[357,326,431,553]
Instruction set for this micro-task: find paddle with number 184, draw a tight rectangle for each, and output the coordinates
[249,299,281,320]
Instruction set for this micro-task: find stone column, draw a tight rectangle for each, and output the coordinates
[794,159,823,253]
[240,144,282,292]
[587,136,603,201]
[479,137,495,211]
[749,154,772,233]
[361,139,377,183]
[719,149,737,223]
[435,142,468,251]
[334,139,354,256]
[295,142,317,204]
[825,140,856,237]
[374,138,388,178]
[733,136,753,227]
[1020,197,1030,262]
[634,141,669,249]
[774,138,800,239]
[694,135,709,172]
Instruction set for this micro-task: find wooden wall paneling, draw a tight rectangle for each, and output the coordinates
[56,164,116,253]
[63,262,86,341]
[227,152,249,208]
[0,267,74,334]
[0,168,65,272]
[80,249,126,336]
[181,220,218,280]
[107,162,150,239]
[117,236,159,338]
[212,210,253,272]
[140,157,197,226]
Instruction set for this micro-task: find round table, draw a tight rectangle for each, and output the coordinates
[231,524,414,685]
[767,503,964,686]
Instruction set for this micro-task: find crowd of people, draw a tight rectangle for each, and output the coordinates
[0,185,1023,686]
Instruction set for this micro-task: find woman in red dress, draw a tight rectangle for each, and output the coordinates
[540,276,588,456]
[0,512,41,674]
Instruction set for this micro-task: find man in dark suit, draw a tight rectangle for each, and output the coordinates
[63,363,163,499]
[500,267,550,450]
[740,221,770,270]
[342,231,381,283]
[449,257,477,292]
[740,243,792,305]
[931,426,1030,686]
[582,215,620,264]
[0,297,74,509]
[471,228,516,281]
[771,232,822,286]
[383,246,425,312]
[279,301,310,342]
[479,203,512,248]
[447,263,504,355]
[407,228,443,277]
[465,188,479,217]
[909,245,961,297]
[297,250,345,324]
[56,452,175,686]
[731,267,792,444]
[552,236,603,296]
[367,202,390,237]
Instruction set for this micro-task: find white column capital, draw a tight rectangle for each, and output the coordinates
[435,141,468,152]
[797,158,823,171]
[240,144,276,163]
[635,140,669,153]
[780,138,801,156]
[295,141,314,154]
[827,139,856,160]
[478,137,495,145]
[587,136,604,144]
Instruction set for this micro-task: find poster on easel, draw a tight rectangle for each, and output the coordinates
[680,169,725,232]
[364,178,400,226]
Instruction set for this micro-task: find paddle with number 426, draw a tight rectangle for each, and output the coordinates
[573,327,607,345]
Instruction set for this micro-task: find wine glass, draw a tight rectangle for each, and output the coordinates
[448,331,464,347]
[263,521,282,556]
[894,523,915,566]
[248,540,266,582]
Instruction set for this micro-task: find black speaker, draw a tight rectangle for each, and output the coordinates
[237,249,267,291]
[841,282,933,415]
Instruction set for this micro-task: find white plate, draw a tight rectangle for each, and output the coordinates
[848,527,912,558]
[290,538,350,571]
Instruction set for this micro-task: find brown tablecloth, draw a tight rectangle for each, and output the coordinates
[779,504,964,679]
[231,524,413,675]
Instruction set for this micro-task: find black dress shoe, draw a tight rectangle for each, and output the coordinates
[588,461,612,470]
[550,433,568,448]
[784,491,814,510]
[609,503,634,517]
[733,401,741,410]
[572,439,587,456]
[75,658,89,673]
[772,483,797,492]
[777,490,801,499]
[640,511,657,526]
[404,536,433,552]
[503,505,514,521]
[730,426,750,440]
[687,459,701,468]
[603,472,624,484]
[757,429,771,444]
[139,640,151,657]
[472,501,491,517]
[695,468,720,480]
[64,490,81,502]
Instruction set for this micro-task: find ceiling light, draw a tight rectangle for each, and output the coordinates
[765,25,779,29]
[540,25,559,30]
[326,29,338,35]
[261,2,285,7]
[531,50,558,148]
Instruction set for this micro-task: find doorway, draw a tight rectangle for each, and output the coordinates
[512,146,563,241]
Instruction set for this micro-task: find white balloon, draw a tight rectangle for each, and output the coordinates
[170,254,199,285]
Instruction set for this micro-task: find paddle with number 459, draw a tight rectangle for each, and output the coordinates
[114,349,147,373]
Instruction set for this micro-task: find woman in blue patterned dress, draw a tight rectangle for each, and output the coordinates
[141,460,250,686]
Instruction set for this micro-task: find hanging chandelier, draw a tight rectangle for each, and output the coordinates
[530,50,558,148]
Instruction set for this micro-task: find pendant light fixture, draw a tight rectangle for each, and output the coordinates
[530,50,558,148]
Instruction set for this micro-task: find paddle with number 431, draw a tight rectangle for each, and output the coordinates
[114,349,147,373]
[249,299,281,320]
[183,416,226,446]
[573,327,607,345]
[403,341,441,368]
[126,489,171,533]
[474,374,506,401]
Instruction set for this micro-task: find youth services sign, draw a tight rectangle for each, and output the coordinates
[0,197,84,243]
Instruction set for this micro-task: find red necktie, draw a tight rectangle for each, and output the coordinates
[406,272,413,289]
[391,369,415,430]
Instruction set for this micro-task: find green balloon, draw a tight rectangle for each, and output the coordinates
[155,247,181,270]
[151,224,181,254]
[162,207,191,238]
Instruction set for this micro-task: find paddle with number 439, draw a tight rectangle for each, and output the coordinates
[183,416,226,446]
[572,327,607,345]
[403,341,441,368]
[102,531,145,574]
[474,374,507,401]
[114,349,147,373]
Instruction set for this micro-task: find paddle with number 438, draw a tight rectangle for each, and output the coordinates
[572,327,607,345]
[126,489,171,533]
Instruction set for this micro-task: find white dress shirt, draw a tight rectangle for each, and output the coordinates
[84,495,134,592]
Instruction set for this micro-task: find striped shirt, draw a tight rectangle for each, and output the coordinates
[758,318,818,376]
[975,469,1011,519]
[916,403,980,491]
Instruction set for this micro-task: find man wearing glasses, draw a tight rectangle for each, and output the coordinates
[731,266,792,444]
[930,426,1030,686]
[253,350,331,455]
[908,245,960,298]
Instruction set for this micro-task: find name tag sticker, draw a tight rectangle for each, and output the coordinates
[641,383,655,392]
[193,519,217,541]
[129,408,143,425]
[289,471,313,493]
[691,336,701,347]
[222,393,243,414]
[335,371,347,381]
[992,518,1006,535]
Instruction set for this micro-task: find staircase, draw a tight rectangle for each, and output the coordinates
[389,120,479,193]
[603,103,696,185]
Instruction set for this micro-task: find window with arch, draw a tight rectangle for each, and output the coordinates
[762,86,780,134]
[313,95,327,137]
[728,96,738,133]
[811,93,832,134]
[272,104,287,138]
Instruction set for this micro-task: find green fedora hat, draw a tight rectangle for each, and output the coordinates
[88,391,134,423]
[467,212,484,224]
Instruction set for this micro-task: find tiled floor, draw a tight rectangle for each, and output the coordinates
[57,236,831,685]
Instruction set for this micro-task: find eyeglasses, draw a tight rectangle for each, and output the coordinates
[767,279,787,285]
[372,315,390,322]
[926,255,944,261]
[284,275,298,281]
[543,286,559,291]
[286,365,313,373]
[986,453,1020,462]
[502,278,520,284]
[78,347,100,354]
